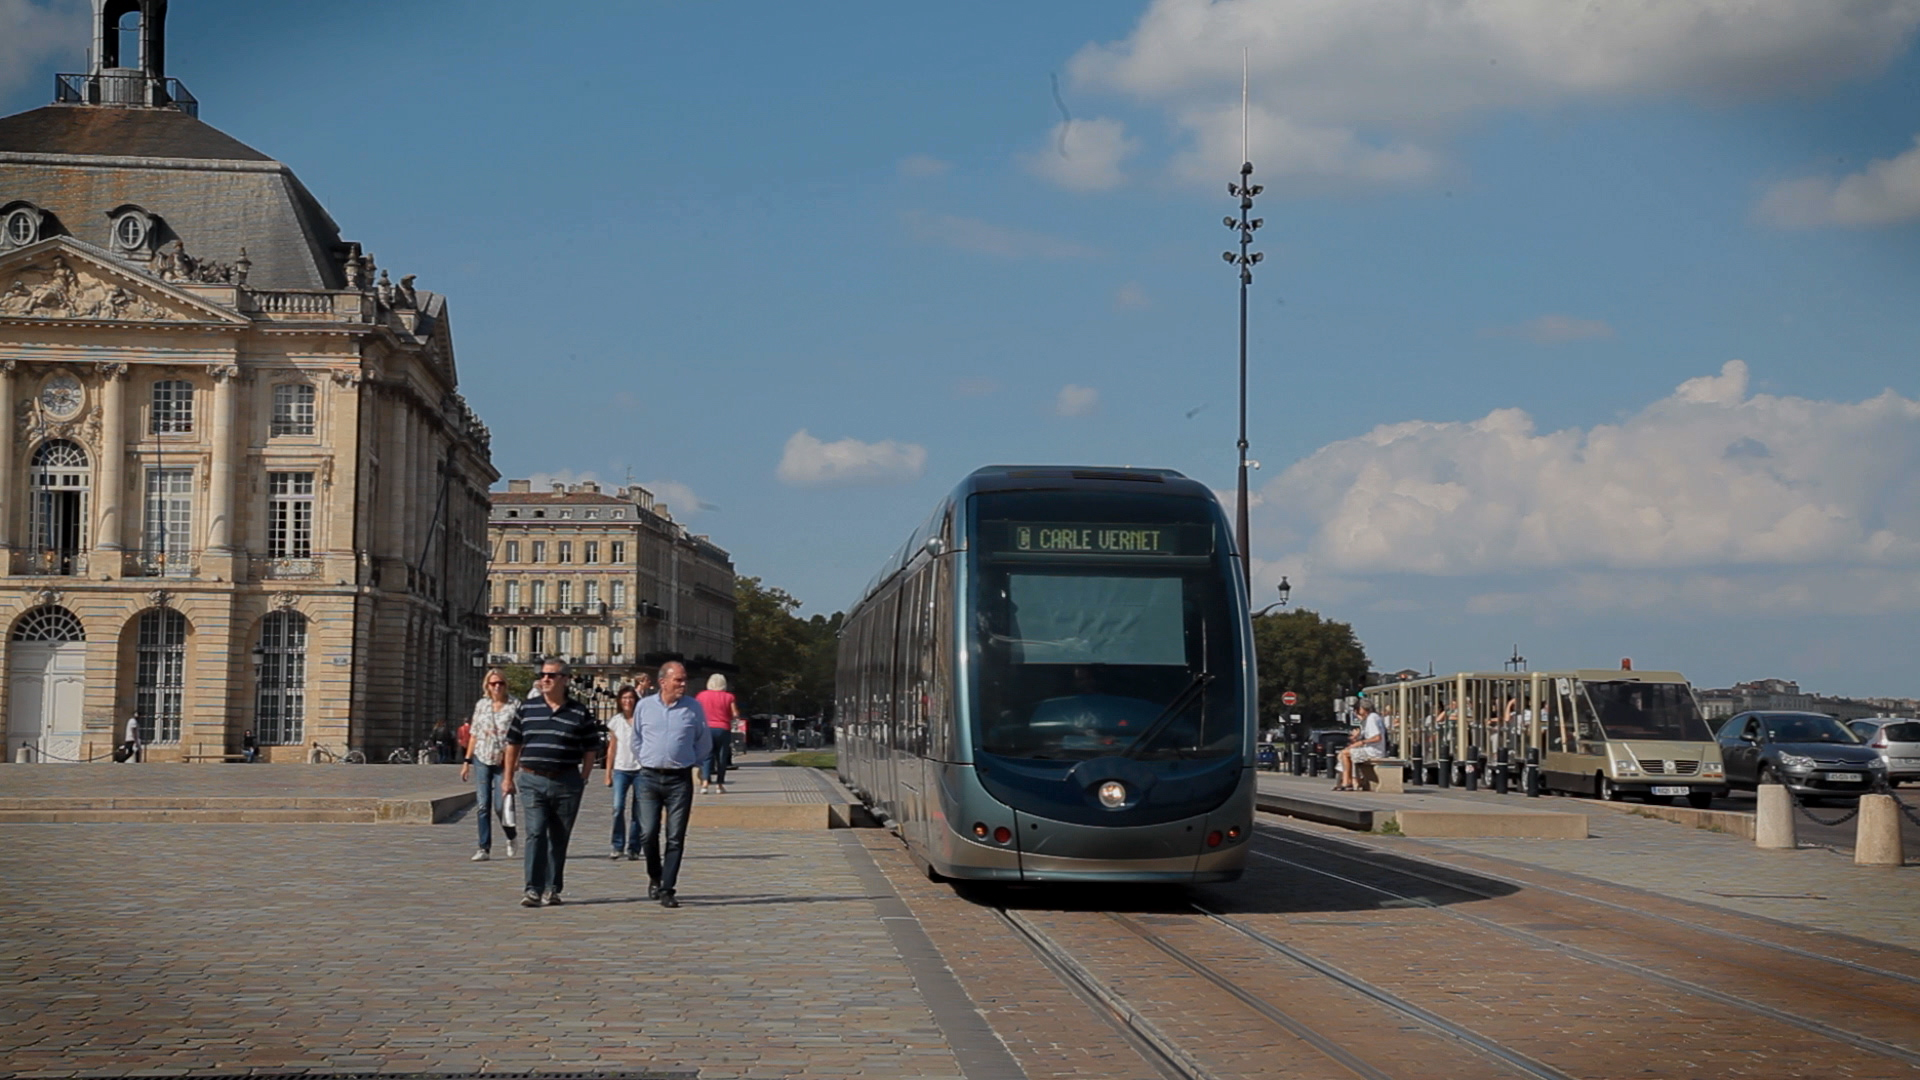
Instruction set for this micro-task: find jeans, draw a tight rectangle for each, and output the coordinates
[609,768,643,854]
[517,768,585,897]
[706,727,733,785]
[472,760,515,850]
[637,767,695,893]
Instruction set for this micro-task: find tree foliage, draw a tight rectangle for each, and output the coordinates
[732,576,841,718]
[1251,608,1372,732]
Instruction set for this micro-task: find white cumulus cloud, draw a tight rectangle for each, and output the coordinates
[1025,117,1140,192]
[1062,0,1920,188]
[1756,134,1920,228]
[1055,384,1100,417]
[643,479,712,519]
[1258,360,1920,577]
[0,0,85,99]
[777,430,926,489]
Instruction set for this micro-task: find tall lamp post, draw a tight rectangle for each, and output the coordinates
[1224,163,1264,600]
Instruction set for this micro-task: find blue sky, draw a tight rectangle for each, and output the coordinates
[6,0,1918,697]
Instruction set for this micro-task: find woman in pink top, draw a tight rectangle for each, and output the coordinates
[696,674,739,794]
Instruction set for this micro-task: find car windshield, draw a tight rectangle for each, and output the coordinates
[1763,714,1858,744]
[967,490,1241,761]
[1582,681,1713,741]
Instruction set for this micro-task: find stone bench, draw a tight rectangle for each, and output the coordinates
[1356,758,1406,795]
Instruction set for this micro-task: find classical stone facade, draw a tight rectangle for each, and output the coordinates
[0,1,496,763]
[487,480,735,681]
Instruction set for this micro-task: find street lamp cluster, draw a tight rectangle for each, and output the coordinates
[1224,161,1264,600]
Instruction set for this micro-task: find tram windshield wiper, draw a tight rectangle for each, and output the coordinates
[1119,672,1213,759]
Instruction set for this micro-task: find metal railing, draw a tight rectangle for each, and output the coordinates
[21,550,88,576]
[128,551,198,578]
[55,73,198,116]
[262,557,320,580]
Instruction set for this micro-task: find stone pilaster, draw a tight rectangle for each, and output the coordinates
[203,365,240,579]
[93,362,129,569]
[0,360,14,558]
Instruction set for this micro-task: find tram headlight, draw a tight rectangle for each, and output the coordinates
[1097,780,1128,808]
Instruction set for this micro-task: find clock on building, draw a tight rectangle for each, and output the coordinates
[40,373,83,419]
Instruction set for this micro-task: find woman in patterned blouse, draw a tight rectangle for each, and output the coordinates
[461,669,521,861]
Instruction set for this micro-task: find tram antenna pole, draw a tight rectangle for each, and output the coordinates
[1223,50,1263,600]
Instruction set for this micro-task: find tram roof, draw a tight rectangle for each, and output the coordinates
[957,464,1207,497]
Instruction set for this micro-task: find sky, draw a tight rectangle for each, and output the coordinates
[5,0,1918,697]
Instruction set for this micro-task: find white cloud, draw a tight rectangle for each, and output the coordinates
[521,469,602,493]
[1055,384,1100,417]
[898,153,952,179]
[777,430,926,489]
[1483,314,1617,345]
[643,479,711,519]
[1756,134,1920,228]
[0,0,85,99]
[1024,117,1139,191]
[1114,282,1151,310]
[902,211,1099,260]
[1063,0,1920,188]
[1257,360,1920,578]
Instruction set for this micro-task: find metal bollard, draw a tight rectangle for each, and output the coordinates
[1309,749,1324,778]
[1493,747,1510,795]
[1409,754,1424,787]
[1524,747,1541,797]
[1464,745,1479,791]
[1437,754,1452,789]
[1855,794,1905,867]
[1755,784,1797,850]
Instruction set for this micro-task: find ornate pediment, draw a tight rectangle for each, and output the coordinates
[0,238,246,326]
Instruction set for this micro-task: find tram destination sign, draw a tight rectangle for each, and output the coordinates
[992,521,1211,556]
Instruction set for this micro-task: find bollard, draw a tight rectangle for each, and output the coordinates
[1309,749,1324,778]
[1464,746,1480,791]
[1755,784,1797,850]
[1437,754,1452,789]
[1524,747,1541,797]
[1493,747,1510,795]
[1409,754,1424,787]
[13,743,30,764]
[1855,794,1905,867]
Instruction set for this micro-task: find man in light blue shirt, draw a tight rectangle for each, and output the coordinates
[631,661,712,907]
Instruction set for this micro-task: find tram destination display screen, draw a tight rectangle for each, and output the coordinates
[988,521,1212,557]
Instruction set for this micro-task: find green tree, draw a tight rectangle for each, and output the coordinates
[732,577,842,718]
[1251,608,1372,733]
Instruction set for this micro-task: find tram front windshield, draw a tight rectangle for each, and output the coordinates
[1583,681,1714,742]
[968,491,1241,761]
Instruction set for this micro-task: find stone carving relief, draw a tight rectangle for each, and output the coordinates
[17,385,102,448]
[270,592,300,612]
[147,589,171,609]
[329,368,364,388]
[152,240,242,285]
[31,588,61,607]
[0,255,178,321]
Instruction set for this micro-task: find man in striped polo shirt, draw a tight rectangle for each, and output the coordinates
[502,658,604,907]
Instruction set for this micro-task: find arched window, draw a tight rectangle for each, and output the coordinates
[30,440,90,575]
[256,611,307,745]
[11,605,86,641]
[135,609,187,743]
[151,379,193,433]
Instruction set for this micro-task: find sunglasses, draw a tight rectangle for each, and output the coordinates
[485,681,505,687]
[537,672,568,680]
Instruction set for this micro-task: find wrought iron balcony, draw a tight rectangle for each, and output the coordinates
[262,557,320,580]
[128,550,198,578]
[55,72,198,116]
[21,550,88,576]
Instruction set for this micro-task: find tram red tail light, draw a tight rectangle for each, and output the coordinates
[1206,830,1223,848]
[993,826,1013,844]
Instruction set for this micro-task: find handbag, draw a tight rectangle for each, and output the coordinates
[500,791,517,829]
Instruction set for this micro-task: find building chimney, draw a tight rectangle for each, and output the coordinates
[506,480,531,493]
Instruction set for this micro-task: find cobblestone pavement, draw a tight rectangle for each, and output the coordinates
[0,793,967,1079]
[0,761,472,799]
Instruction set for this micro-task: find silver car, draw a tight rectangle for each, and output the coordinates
[1848,718,1920,788]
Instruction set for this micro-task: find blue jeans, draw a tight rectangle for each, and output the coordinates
[706,727,733,785]
[637,767,695,893]
[609,768,643,854]
[472,760,515,850]
[517,768,585,897]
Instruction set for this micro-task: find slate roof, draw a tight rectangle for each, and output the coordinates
[0,105,346,290]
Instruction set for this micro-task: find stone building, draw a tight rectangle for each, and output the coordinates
[0,1,496,763]
[487,480,735,681]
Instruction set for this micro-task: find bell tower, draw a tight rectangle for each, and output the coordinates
[77,0,182,109]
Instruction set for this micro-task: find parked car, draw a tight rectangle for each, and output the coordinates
[1846,718,1920,788]
[1716,711,1887,800]
[1256,741,1281,771]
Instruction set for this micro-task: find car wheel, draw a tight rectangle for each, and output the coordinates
[1687,791,1715,809]
[1599,775,1623,802]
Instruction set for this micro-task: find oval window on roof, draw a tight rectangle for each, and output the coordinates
[4,208,39,247]
[113,211,148,252]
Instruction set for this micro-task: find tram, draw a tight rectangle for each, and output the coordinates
[1363,666,1728,807]
[836,466,1258,883]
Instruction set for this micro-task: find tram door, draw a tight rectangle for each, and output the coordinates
[8,641,85,762]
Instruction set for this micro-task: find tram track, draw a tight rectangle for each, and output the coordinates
[1247,823,1920,1071]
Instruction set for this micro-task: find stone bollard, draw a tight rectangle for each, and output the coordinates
[1755,784,1797,850]
[1854,794,1905,867]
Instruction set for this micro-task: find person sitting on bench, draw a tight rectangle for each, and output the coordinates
[1336,703,1389,791]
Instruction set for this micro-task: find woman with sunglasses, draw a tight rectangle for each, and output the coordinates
[461,668,522,861]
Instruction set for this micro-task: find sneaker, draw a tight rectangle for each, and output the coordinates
[659,891,680,909]
[609,849,624,861]
[471,849,490,862]
[626,851,640,861]
[520,891,542,908]
[505,840,515,858]
[543,892,564,907]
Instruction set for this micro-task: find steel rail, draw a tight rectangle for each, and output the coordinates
[1249,844,1920,1068]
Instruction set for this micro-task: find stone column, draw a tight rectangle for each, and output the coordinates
[206,364,240,555]
[0,361,15,558]
[94,363,129,566]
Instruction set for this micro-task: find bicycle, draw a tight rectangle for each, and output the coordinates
[310,743,367,764]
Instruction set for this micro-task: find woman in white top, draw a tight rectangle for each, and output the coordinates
[460,668,521,861]
[604,684,644,861]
